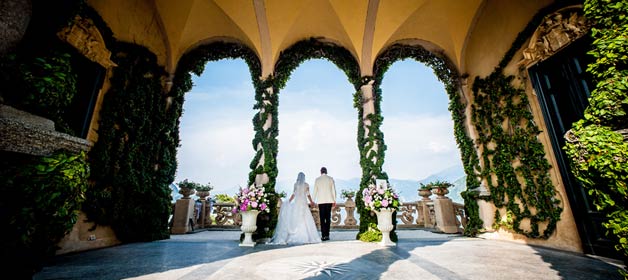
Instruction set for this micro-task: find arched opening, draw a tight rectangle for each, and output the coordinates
[174,58,256,198]
[380,60,464,203]
[276,58,360,196]
[373,42,481,237]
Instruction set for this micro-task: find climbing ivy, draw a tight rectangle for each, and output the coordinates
[0,150,89,278]
[564,0,628,265]
[86,42,173,242]
[471,73,562,238]
[372,44,483,237]
[465,1,590,238]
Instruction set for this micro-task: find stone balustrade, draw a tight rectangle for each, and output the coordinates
[187,196,468,234]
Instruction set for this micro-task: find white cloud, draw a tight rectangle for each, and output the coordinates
[175,116,255,195]
[381,114,461,180]
[276,109,361,189]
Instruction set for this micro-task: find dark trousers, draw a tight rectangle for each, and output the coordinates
[318,203,332,238]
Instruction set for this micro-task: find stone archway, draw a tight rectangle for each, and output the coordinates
[370,42,479,237]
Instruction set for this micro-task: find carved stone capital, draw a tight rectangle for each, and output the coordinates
[57,16,117,69]
[520,6,589,68]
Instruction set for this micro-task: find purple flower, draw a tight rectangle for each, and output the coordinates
[260,203,267,211]
[381,199,389,207]
[377,188,385,195]
[251,201,258,208]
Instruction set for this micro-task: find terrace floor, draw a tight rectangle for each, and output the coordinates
[34,229,625,280]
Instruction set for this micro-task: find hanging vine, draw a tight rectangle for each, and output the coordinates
[564,0,628,264]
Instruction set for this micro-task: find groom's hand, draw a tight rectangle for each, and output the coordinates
[332,202,336,208]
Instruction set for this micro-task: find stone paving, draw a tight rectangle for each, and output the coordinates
[34,229,625,280]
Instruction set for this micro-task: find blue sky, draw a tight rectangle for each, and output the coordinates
[174,58,461,196]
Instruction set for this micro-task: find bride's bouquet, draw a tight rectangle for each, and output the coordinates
[233,184,270,213]
[362,179,400,212]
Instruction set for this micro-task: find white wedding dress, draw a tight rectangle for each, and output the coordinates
[270,174,321,245]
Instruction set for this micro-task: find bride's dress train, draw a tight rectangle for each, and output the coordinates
[270,181,321,245]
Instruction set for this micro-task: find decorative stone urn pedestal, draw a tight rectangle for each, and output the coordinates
[239,210,260,247]
[375,208,396,246]
[431,187,449,199]
[418,189,432,201]
[196,190,210,200]
[179,187,195,199]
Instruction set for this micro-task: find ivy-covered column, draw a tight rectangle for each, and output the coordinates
[248,78,279,238]
[355,76,395,241]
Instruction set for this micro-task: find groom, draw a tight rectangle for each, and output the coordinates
[312,167,336,241]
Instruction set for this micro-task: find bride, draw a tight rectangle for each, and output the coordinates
[270,172,321,244]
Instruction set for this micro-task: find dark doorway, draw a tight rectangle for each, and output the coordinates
[65,50,105,138]
[528,37,620,259]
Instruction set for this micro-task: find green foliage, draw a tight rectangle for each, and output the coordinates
[214,193,236,203]
[177,179,213,191]
[421,180,454,189]
[357,223,382,242]
[460,2,599,239]
[86,42,173,242]
[0,150,89,277]
[341,189,355,199]
[563,0,628,264]
[0,49,78,135]
[471,73,562,238]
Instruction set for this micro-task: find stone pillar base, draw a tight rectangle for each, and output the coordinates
[171,199,195,234]
[433,197,459,233]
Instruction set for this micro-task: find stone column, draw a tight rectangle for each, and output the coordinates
[253,86,274,187]
[360,79,379,164]
[475,182,494,231]
[171,198,195,234]
[433,197,459,233]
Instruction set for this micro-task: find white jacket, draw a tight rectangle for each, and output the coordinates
[313,174,337,204]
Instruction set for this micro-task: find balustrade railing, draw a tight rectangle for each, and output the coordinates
[190,197,468,234]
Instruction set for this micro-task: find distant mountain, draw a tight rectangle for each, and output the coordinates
[274,164,467,204]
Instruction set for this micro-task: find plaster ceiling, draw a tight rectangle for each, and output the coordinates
[89,0,545,77]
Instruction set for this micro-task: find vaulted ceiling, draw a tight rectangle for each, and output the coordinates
[88,0,550,77]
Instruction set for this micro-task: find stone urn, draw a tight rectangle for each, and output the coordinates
[178,187,195,199]
[239,210,260,247]
[196,190,210,200]
[375,208,396,246]
[431,187,449,199]
[418,188,432,201]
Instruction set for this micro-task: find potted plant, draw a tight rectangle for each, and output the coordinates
[361,179,400,246]
[177,179,197,199]
[418,183,433,201]
[233,184,271,247]
[341,189,355,200]
[195,182,214,200]
[423,180,453,199]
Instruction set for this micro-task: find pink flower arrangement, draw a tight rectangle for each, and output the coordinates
[233,184,270,214]
[362,180,400,212]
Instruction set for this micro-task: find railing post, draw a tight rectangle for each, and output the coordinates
[344,197,357,226]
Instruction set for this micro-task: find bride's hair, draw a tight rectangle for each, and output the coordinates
[296,172,306,184]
